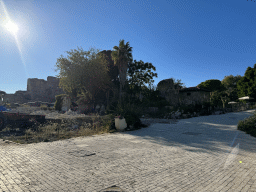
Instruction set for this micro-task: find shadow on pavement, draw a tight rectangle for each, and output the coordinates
[119,109,256,156]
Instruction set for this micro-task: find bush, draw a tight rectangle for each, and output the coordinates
[113,94,145,129]
[155,100,170,109]
[194,103,203,112]
[124,112,142,129]
[237,114,256,137]
[179,104,195,114]
[54,94,65,111]
[105,99,119,115]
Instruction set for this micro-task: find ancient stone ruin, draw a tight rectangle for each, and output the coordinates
[156,78,211,107]
[1,76,66,105]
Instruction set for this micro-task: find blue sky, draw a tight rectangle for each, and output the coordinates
[0,0,256,94]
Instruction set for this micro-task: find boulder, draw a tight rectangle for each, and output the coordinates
[61,96,71,112]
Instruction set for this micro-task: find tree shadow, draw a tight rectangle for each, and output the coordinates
[120,109,256,156]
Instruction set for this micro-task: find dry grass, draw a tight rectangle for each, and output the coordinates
[0,113,117,144]
[3,103,255,145]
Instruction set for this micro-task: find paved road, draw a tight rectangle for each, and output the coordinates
[0,110,256,192]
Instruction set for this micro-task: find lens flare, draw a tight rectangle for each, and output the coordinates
[0,0,28,78]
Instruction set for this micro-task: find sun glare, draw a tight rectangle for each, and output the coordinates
[5,21,19,35]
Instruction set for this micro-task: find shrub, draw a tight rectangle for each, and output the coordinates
[105,99,119,115]
[54,94,65,111]
[179,104,195,114]
[155,100,170,109]
[124,112,142,129]
[237,114,256,137]
[113,94,144,128]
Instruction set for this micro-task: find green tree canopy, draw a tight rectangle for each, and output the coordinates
[197,79,227,108]
[124,60,158,100]
[197,79,226,92]
[237,64,256,101]
[54,47,115,107]
[221,74,242,102]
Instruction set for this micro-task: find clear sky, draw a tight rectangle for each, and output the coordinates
[1,0,256,94]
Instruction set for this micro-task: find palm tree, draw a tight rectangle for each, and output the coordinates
[111,39,133,106]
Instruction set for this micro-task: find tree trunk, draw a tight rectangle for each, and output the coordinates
[119,82,122,106]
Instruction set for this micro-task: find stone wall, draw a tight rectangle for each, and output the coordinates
[157,79,211,107]
[157,78,181,107]
[178,91,211,106]
[27,76,65,102]
[2,76,65,104]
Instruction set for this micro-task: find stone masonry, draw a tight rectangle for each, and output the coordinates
[1,76,66,104]
[157,78,211,107]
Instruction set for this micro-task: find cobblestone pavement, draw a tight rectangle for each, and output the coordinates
[0,110,256,192]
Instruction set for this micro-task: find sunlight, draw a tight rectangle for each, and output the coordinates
[0,0,28,78]
[5,20,19,35]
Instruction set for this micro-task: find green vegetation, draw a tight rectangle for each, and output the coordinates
[113,94,145,130]
[2,41,256,144]
[54,94,65,111]
[237,64,256,102]
[111,39,133,106]
[237,111,256,138]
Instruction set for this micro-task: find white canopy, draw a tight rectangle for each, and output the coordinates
[228,101,238,104]
[238,96,254,100]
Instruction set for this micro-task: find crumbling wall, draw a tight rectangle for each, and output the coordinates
[157,78,179,106]
[179,91,211,105]
[26,76,65,103]
[157,78,211,107]
[2,76,65,105]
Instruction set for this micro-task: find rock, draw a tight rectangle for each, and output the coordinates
[61,96,71,112]
[100,105,106,115]
[95,104,101,113]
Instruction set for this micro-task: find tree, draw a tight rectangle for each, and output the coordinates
[237,64,256,102]
[221,74,242,102]
[197,79,227,108]
[97,50,120,108]
[111,39,133,105]
[197,79,226,92]
[54,47,115,111]
[124,60,158,101]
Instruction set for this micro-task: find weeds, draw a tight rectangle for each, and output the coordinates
[1,103,256,144]
[0,112,116,144]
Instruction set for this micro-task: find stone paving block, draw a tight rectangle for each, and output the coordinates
[0,110,256,191]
